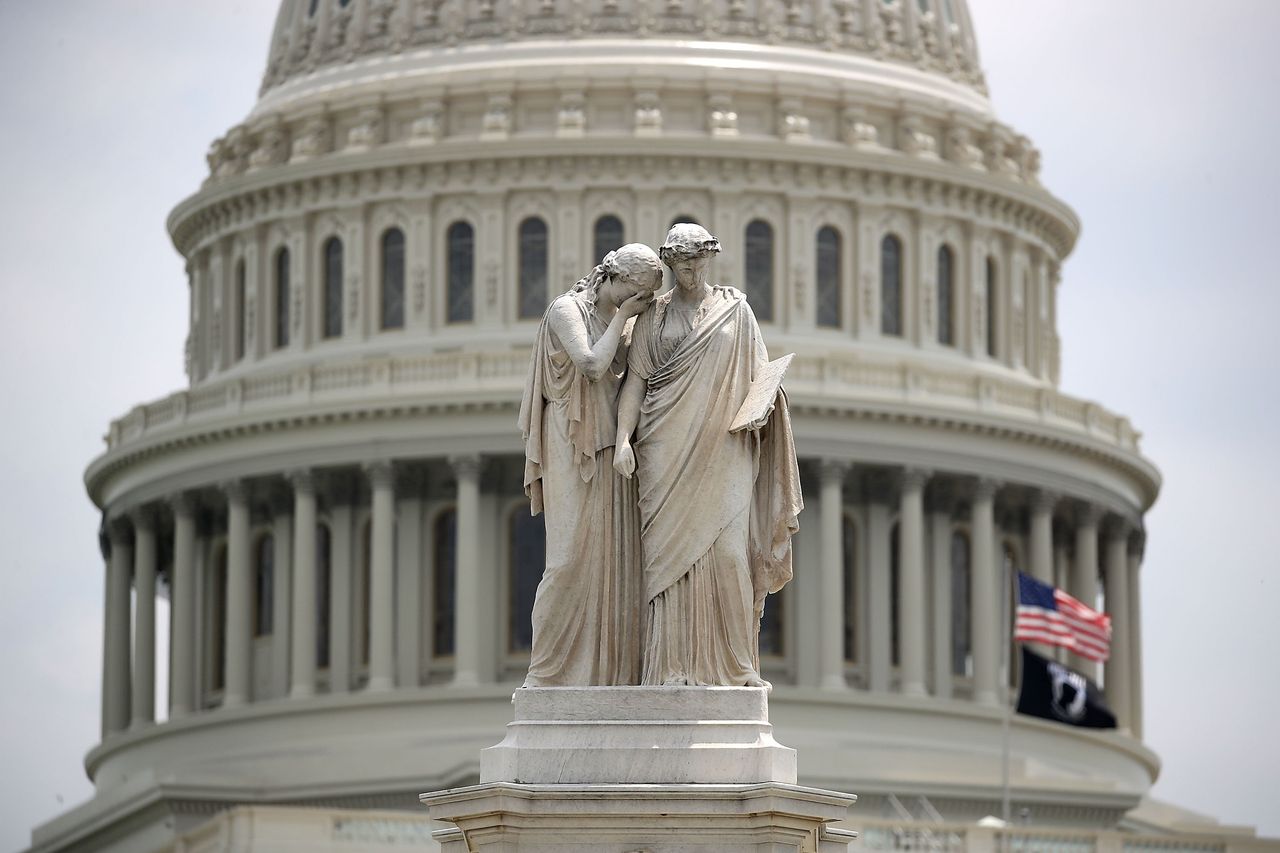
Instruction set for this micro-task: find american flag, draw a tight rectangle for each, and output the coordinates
[1014,572,1111,663]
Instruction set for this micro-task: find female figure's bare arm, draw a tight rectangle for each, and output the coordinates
[613,370,646,478]
[547,293,650,383]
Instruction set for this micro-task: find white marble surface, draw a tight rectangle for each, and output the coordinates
[423,782,857,853]
[480,686,796,786]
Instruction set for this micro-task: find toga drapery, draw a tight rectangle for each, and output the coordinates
[517,291,642,686]
[627,286,802,685]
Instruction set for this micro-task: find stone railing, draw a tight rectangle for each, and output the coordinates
[857,821,1233,852]
[103,350,1141,459]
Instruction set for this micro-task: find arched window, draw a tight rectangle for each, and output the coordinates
[816,226,842,329]
[254,534,274,637]
[518,217,548,320]
[881,234,903,336]
[433,509,457,658]
[669,214,700,229]
[509,510,546,653]
[315,524,331,669]
[380,227,405,330]
[234,259,247,361]
[985,257,998,357]
[210,545,227,693]
[744,219,774,322]
[950,530,972,677]
[890,522,901,667]
[322,236,343,339]
[759,589,784,658]
[937,245,955,346]
[842,514,858,662]
[446,221,474,323]
[593,215,625,264]
[274,247,290,348]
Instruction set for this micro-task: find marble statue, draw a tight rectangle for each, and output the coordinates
[616,223,803,688]
[518,244,663,686]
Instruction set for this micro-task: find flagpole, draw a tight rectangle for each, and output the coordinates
[1000,562,1013,846]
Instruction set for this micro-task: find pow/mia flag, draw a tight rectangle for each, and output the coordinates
[1016,647,1116,729]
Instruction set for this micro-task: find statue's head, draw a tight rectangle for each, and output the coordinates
[659,223,721,267]
[573,242,662,304]
[602,243,663,295]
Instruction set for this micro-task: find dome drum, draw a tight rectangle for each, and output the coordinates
[259,0,986,102]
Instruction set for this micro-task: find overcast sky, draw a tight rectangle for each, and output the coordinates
[1,2,1278,851]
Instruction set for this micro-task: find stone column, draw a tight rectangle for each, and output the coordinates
[169,495,197,718]
[970,479,999,706]
[396,475,425,689]
[898,468,929,696]
[1026,490,1057,657]
[131,509,158,728]
[102,523,132,737]
[366,461,397,691]
[1029,491,1056,585]
[289,471,318,699]
[271,505,293,699]
[223,481,252,708]
[1071,504,1102,680]
[1052,537,1070,664]
[1103,520,1132,732]
[1128,543,1144,739]
[451,454,484,687]
[329,500,354,693]
[818,459,849,690]
[866,498,892,693]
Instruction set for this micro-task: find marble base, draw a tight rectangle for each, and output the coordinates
[479,686,796,785]
[422,782,858,852]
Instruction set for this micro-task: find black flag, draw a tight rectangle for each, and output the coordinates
[1016,647,1116,729]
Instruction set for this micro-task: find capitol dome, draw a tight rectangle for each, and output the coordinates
[32,1,1175,850]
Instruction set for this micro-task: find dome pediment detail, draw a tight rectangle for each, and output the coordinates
[262,0,985,96]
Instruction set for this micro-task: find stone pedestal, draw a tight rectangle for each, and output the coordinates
[421,687,857,852]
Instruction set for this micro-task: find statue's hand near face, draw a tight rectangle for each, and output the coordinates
[614,440,636,478]
[618,290,653,320]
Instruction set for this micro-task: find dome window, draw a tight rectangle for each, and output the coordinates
[881,234,904,337]
[322,237,343,339]
[380,228,405,331]
[842,514,858,663]
[816,226,842,329]
[274,247,290,349]
[234,259,247,362]
[950,530,972,677]
[433,509,457,658]
[937,244,955,346]
[985,256,998,357]
[744,219,774,322]
[518,217,549,320]
[316,524,332,670]
[593,215,624,264]
[254,534,274,637]
[446,221,474,324]
[508,510,546,654]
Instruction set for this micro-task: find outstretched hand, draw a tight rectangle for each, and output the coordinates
[614,441,636,478]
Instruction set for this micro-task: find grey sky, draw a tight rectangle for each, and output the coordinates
[1,1,1277,850]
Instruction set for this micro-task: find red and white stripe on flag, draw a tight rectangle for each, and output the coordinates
[1014,589,1112,663]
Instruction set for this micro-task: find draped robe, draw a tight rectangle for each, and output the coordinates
[627,286,803,686]
[517,291,642,686]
